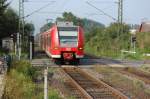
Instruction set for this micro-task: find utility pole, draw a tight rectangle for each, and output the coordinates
[118,0,123,24]
[18,0,25,60]
[117,0,123,56]
[118,0,123,34]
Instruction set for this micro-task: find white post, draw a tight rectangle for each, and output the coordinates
[130,35,133,50]
[133,41,136,55]
[17,33,20,60]
[15,42,17,55]
[44,67,48,99]
[19,46,21,60]
[19,34,21,60]
[30,41,32,60]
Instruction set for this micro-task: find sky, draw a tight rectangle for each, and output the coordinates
[9,0,150,34]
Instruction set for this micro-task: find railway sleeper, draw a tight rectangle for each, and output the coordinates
[63,68,129,99]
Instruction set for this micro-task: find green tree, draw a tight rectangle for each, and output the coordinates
[0,2,35,52]
[2,8,19,36]
[0,0,9,39]
[0,8,19,46]
[0,0,9,15]
[136,32,150,53]
[85,23,130,57]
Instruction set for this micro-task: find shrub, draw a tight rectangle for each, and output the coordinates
[11,60,36,78]
[4,60,61,99]
[4,69,36,99]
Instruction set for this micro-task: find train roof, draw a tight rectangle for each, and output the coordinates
[56,21,76,27]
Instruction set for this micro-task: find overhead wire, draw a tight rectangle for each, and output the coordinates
[24,0,55,3]
[87,0,117,4]
[23,1,55,18]
[38,11,63,15]
[86,1,117,21]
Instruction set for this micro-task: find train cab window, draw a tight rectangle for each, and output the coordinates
[58,27,78,47]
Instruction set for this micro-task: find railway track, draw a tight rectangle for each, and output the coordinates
[116,67,150,84]
[61,67,129,99]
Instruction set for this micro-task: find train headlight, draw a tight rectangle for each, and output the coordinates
[78,47,83,50]
[54,47,58,50]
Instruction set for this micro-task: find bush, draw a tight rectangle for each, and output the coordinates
[11,60,36,78]
[4,69,36,99]
[3,60,61,99]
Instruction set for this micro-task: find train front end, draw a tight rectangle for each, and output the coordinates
[56,22,84,64]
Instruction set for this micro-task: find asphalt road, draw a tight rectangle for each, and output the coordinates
[32,51,150,67]
[31,57,149,68]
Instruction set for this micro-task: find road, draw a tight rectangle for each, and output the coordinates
[80,58,147,67]
[31,57,149,68]
[33,51,150,67]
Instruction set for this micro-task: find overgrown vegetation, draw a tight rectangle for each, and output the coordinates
[85,24,150,60]
[93,66,150,98]
[136,32,150,53]
[3,60,61,99]
[140,64,150,73]
[85,23,130,58]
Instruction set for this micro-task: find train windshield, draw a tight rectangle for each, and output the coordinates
[58,27,78,47]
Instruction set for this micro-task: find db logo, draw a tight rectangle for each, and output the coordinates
[66,48,71,51]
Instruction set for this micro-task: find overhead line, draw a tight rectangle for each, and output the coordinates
[38,11,104,17]
[24,1,55,18]
[38,11,63,14]
[24,0,55,3]
[87,1,117,4]
[86,1,117,21]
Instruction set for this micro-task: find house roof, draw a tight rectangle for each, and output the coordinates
[139,22,150,32]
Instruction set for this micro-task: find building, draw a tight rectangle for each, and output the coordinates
[2,37,14,51]
[139,22,150,32]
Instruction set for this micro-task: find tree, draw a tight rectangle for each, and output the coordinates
[24,23,34,36]
[0,0,35,54]
[0,8,19,45]
[0,0,9,36]
[56,12,105,32]
[23,23,35,52]
[0,0,19,47]
[0,0,9,16]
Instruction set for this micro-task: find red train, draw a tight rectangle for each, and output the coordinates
[40,22,84,64]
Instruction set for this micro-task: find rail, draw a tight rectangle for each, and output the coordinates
[61,67,129,99]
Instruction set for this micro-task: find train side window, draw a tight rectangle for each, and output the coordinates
[41,36,42,47]
[42,36,44,48]
[47,35,48,46]
[48,35,51,46]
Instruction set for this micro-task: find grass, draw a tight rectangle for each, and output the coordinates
[3,60,61,99]
[93,66,150,98]
[140,64,150,73]
[85,43,150,60]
